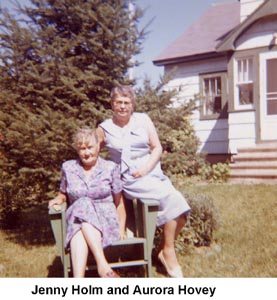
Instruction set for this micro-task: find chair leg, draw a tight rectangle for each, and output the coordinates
[147,259,153,277]
[63,253,70,277]
[137,199,159,277]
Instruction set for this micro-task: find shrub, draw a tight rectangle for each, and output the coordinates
[136,80,207,178]
[0,1,144,213]
[154,192,220,254]
[179,192,220,248]
[199,162,230,183]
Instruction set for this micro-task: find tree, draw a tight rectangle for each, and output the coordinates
[0,0,207,222]
[0,0,145,215]
[136,76,206,178]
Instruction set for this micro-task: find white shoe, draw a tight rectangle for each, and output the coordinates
[158,251,183,278]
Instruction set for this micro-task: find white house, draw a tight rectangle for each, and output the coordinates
[153,0,277,176]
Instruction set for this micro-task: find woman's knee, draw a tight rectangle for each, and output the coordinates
[70,230,88,252]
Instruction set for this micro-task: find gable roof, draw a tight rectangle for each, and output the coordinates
[217,0,277,51]
[153,1,240,66]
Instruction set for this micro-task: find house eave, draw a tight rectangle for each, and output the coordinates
[216,0,277,52]
[153,52,226,67]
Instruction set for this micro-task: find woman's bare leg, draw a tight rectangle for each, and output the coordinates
[160,214,186,270]
[175,214,186,240]
[70,230,89,277]
[161,219,179,269]
[81,222,112,277]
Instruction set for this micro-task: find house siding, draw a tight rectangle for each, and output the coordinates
[164,57,229,154]
[163,58,227,104]
[191,118,229,154]
[228,111,256,153]
[236,15,277,50]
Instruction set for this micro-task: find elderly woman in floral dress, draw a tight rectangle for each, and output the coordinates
[48,128,126,278]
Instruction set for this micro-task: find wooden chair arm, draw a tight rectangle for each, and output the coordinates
[48,202,68,269]
[138,199,159,207]
[48,202,67,215]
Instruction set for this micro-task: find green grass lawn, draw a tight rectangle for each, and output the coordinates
[1,183,277,277]
[176,183,277,277]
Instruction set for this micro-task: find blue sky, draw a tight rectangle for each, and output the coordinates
[134,0,233,86]
[1,0,233,86]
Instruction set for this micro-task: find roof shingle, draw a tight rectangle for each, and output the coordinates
[153,1,240,65]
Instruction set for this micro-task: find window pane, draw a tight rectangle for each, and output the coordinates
[238,83,253,105]
[248,59,253,81]
[266,58,277,115]
[216,77,221,95]
[236,58,254,107]
[267,59,277,93]
[237,58,253,83]
[214,96,222,113]
[267,99,277,115]
[238,60,242,82]
[243,60,247,81]
[204,79,209,95]
[203,77,222,115]
[211,79,215,95]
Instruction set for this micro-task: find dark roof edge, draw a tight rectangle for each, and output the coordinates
[153,52,227,66]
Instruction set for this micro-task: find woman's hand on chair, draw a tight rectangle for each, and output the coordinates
[120,230,127,240]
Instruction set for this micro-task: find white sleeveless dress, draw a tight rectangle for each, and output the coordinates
[99,112,191,226]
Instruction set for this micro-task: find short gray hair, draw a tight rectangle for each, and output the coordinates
[72,128,99,150]
[111,85,136,103]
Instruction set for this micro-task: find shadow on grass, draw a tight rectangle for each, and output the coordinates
[46,246,155,278]
[46,257,148,278]
[47,256,64,277]
[0,204,55,247]
[0,204,165,278]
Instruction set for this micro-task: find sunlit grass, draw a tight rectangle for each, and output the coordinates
[0,205,62,277]
[1,184,277,277]
[0,235,57,277]
[174,184,277,277]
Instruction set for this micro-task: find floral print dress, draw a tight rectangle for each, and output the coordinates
[59,157,122,251]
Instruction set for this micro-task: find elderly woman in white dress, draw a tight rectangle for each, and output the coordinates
[97,85,191,278]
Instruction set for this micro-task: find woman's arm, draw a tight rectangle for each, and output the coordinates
[113,192,126,239]
[131,116,163,178]
[48,192,66,209]
[96,127,105,149]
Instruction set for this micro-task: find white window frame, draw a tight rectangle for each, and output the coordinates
[200,72,227,120]
[234,57,254,110]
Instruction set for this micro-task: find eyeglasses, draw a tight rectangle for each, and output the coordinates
[113,100,133,106]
